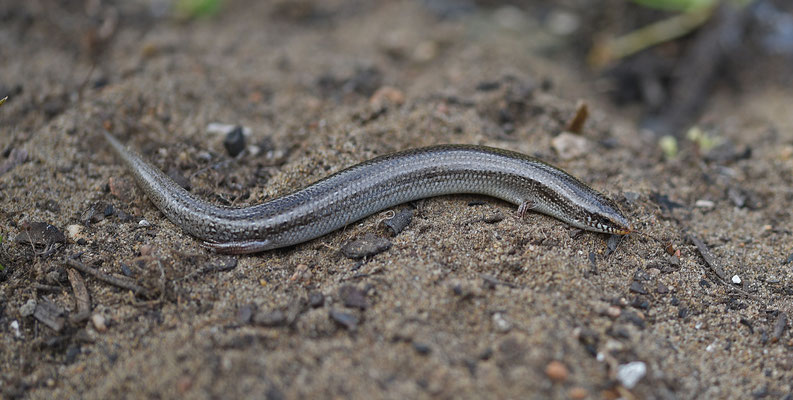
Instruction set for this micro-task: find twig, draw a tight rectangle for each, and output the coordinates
[687,233,759,301]
[65,258,150,297]
[67,267,91,315]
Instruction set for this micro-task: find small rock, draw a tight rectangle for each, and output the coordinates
[551,132,592,160]
[14,222,65,247]
[207,123,251,137]
[289,264,312,284]
[237,304,256,324]
[623,192,640,203]
[545,360,569,382]
[223,126,246,157]
[656,282,669,294]
[492,312,511,333]
[10,320,21,338]
[369,86,405,108]
[339,285,369,310]
[384,208,413,236]
[308,292,325,308]
[629,281,647,295]
[695,199,715,209]
[138,219,150,227]
[731,275,742,285]
[606,306,621,319]
[91,314,107,332]
[568,387,588,400]
[66,224,85,242]
[616,361,647,389]
[20,299,37,317]
[412,342,431,355]
[253,310,287,327]
[329,309,358,331]
[341,233,391,259]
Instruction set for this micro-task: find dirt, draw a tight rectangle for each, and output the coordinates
[1,1,792,399]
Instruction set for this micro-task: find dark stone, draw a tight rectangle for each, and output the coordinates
[237,303,256,324]
[629,281,647,295]
[476,81,501,91]
[656,282,669,294]
[308,292,324,308]
[412,342,431,355]
[223,126,246,157]
[14,222,65,247]
[253,310,287,327]
[384,208,413,236]
[341,233,391,259]
[339,285,369,310]
[329,309,358,331]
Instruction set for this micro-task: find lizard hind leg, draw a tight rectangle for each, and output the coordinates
[202,239,273,254]
[517,200,537,219]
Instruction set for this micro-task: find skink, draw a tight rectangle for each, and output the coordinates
[103,131,632,254]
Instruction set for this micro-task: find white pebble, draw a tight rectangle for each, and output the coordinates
[91,314,107,332]
[731,275,742,284]
[492,312,512,333]
[138,219,150,227]
[695,199,715,209]
[616,361,647,389]
[10,320,21,338]
[206,123,251,137]
[66,224,84,241]
[19,299,37,317]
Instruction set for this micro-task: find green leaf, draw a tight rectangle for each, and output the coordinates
[629,0,715,12]
[175,0,222,18]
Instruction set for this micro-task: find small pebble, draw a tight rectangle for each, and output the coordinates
[138,219,150,227]
[66,224,85,242]
[695,199,715,209]
[341,233,391,259]
[207,123,251,136]
[384,208,413,236]
[14,222,65,247]
[656,282,669,294]
[339,285,369,310]
[10,320,21,338]
[545,360,569,382]
[629,281,647,295]
[492,312,511,333]
[412,342,431,355]
[20,299,37,317]
[308,292,325,308]
[253,310,287,327]
[91,314,107,332]
[731,275,742,284]
[289,264,312,284]
[623,192,640,203]
[329,309,359,331]
[223,126,246,157]
[606,306,621,319]
[568,387,588,400]
[369,86,405,108]
[237,304,255,324]
[616,361,647,389]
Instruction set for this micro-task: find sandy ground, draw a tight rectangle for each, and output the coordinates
[1,1,792,398]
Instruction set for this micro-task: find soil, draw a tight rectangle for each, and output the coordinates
[1,1,792,399]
